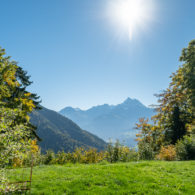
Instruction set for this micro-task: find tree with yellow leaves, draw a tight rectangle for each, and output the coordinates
[135,40,195,159]
[0,47,41,139]
[0,47,40,192]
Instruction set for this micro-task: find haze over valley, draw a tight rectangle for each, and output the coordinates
[60,97,154,146]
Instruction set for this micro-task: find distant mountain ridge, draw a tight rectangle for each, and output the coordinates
[30,107,107,153]
[59,98,154,146]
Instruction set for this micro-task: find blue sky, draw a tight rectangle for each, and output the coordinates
[0,0,195,111]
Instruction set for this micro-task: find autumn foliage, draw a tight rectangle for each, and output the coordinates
[135,40,195,160]
[157,145,177,161]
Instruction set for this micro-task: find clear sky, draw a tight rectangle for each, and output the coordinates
[0,0,194,111]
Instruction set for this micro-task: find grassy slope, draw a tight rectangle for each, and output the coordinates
[8,161,195,195]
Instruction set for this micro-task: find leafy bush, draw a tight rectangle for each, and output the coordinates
[138,142,155,160]
[54,148,104,164]
[104,141,120,163]
[9,140,42,167]
[176,135,195,160]
[0,170,17,193]
[55,151,68,164]
[105,141,138,162]
[83,148,104,163]
[43,150,55,165]
[157,145,177,161]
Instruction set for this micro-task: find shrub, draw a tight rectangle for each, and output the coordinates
[104,140,138,162]
[55,148,104,164]
[0,170,16,193]
[55,151,68,164]
[119,147,138,162]
[22,140,42,166]
[104,140,121,163]
[83,148,104,164]
[176,135,195,160]
[157,145,177,161]
[43,150,55,164]
[22,149,43,167]
[138,141,155,160]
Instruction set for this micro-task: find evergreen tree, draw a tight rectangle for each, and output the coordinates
[165,106,187,144]
[179,40,195,134]
[0,47,41,139]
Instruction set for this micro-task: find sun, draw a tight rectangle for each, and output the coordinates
[106,0,153,40]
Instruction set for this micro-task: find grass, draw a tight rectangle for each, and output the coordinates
[8,161,195,195]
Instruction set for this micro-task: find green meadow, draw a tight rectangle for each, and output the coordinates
[8,161,195,195]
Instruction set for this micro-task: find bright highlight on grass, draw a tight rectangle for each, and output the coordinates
[106,0,154,40]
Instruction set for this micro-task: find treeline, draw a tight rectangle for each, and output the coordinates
[12,137,194,168]
[11,141,137,166]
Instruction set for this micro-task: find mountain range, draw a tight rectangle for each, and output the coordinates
[59,98,154,146]
[30,107,107,153]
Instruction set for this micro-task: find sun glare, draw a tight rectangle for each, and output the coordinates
[106,0,154,40]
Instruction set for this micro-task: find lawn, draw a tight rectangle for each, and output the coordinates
[8,161,195,194]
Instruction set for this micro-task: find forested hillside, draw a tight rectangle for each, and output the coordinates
[30,107,107,153]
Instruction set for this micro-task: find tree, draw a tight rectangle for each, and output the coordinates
[154,40,194,144]
[135,118,161,159]
[165,105,187,144]
[135,40,195,159]
[0,47,40,192]
[179,40,195,133]
[0,108,31,167]
[0,47,41,139]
